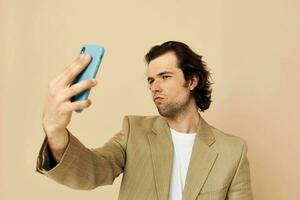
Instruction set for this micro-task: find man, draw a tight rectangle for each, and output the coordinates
[36,41,253,200]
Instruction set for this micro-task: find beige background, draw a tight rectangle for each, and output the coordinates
[1,0,299,199]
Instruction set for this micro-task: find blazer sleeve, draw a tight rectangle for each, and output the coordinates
[226,141,253,200]
[36,116,130,190]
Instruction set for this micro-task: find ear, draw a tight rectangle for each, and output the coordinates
[188,75,199,91]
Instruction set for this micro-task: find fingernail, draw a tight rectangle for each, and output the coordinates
[80,53,85,59]
[84,54,91,60]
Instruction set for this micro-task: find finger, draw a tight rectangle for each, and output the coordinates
[61,79,97,101]
[52,56,82,85]
[60,99,92,114]
[58,54,92,87]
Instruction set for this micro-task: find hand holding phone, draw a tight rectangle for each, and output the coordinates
[42,46,104,158]
[70,44,105,112]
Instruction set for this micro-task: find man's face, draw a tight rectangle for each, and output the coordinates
[147,51,194,118]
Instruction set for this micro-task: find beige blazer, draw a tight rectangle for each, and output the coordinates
[36,115,253,200]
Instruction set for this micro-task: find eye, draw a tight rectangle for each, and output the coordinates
[148,80,154,85]
[162,75,170,79]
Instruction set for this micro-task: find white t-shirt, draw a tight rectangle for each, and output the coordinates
[169,128,196,200]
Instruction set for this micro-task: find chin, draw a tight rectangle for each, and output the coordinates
[157,108,176,118]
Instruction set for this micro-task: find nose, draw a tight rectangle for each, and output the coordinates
[150,79,162,93]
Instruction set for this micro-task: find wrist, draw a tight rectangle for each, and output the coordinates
[46,129,69,161]
[42,123,65,137]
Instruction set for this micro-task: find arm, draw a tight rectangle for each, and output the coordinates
[226,141,253,200]
[40,53,97,165]
[36,116,129,190]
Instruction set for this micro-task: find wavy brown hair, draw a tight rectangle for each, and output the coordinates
[145,41,213,112]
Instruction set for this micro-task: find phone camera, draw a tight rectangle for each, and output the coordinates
[80,47,86,54]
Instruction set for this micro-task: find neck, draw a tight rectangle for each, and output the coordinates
[165,103,200,134]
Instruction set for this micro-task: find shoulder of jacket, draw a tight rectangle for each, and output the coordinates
[209,125,247,151]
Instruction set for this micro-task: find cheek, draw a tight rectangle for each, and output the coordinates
[164,79,181,89]
[162,81,176,95]
[165,83,187,98]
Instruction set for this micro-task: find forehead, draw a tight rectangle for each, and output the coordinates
[146,51,181,77]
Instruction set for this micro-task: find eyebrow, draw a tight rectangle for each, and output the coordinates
[147,71,174,82]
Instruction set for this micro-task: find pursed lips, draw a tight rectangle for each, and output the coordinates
[154,96,164,102]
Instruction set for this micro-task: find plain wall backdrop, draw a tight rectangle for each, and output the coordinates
[1,0,299,199]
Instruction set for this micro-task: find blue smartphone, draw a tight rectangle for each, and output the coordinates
[70,44,105,113]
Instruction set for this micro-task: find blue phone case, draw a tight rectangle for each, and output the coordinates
[70,44,105,113]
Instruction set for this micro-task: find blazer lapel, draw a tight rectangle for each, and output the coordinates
[147,115,218,200]
[147,116,173,200]
[182,115,218,200]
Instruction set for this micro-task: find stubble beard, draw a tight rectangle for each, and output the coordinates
[156,92,192,118]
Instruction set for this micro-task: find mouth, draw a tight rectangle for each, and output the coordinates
[154,96,164,103]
